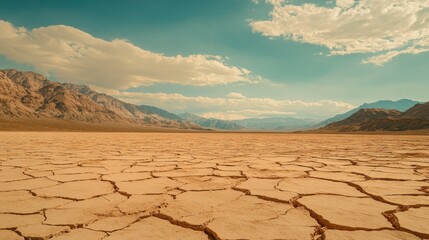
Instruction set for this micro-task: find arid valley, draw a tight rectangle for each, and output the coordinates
[0,132,428,240]
[1,0,429,239]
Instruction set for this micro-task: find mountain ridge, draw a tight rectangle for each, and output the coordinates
[179,113,320,131]
[233,117,318,131]
[179,112,244,130]
[0,69,200,130]
[314,99,421,128]
[322,104,429,132]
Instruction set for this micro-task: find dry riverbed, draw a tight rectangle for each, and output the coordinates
[0,132,428,240]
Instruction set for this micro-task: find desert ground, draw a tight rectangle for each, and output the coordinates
[0,132,428,240]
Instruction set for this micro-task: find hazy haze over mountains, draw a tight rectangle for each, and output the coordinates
[179,112,244,130]
[180,113,319,131]
[234,117,318,131]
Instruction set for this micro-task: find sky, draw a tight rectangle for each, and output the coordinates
[0,0,428,120]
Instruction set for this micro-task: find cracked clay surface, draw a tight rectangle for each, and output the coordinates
[0,132,428,240]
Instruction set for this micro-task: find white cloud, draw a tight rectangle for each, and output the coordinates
[97,89,355,119]
[265,0,285,5]
[363,46,429,65]
[336,0,355,9]
[363,38,429,65]
[251,0,429,65]
[0,20,255,89]
[227,92,246,99]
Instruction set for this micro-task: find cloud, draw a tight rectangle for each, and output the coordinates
[98,89,355,119]
[363,39,429,65]
[0,20,255,89]
[250,0,429,65]
[227,92,246,99]
[265,0,285,5]
[336,0,356,9]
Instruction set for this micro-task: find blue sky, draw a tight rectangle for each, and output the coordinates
[0,0,428,120]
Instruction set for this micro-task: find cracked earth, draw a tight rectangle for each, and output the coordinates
[0,132,428,240]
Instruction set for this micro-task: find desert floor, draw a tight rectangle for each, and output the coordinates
[0,132,428,240]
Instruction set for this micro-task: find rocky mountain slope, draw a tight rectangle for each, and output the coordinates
[0,69,199,130]
[314,99,420,128]
[401,102,429,120]
[179,112,244,130]
[322,104,429,132]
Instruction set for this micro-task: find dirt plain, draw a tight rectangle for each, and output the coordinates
[0,132,428,240]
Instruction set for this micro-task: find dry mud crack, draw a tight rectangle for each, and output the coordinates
[0,132,428,240]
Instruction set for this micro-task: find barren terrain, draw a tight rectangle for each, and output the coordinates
[0,132,428,240]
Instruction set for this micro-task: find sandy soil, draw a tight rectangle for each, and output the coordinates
[0,132,428,240]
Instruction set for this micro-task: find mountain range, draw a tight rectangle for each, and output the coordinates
[0,69,200,130]
[179,113,244,130]
[1,69,428,133]
[189,100,422,131]
[322,103,429,132]
[233,117,318,131]
[179,114,319,131]
[314,99,421,128]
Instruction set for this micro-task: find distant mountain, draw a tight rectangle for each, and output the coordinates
[179,112,244,130]
[315,99,421,128]
[0,69,200,130]
[233,117,319,131]
[179,113,319,131]
[322,104,429,132]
